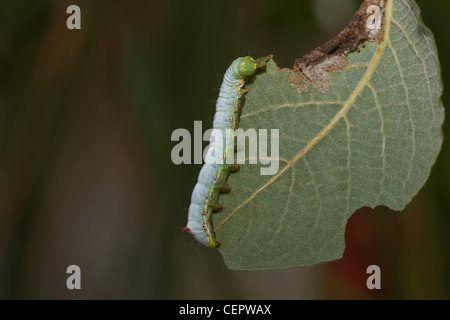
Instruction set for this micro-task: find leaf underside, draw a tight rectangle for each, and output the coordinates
[215,0,444,270]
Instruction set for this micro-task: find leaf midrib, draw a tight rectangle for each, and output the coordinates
[215,0,393,231]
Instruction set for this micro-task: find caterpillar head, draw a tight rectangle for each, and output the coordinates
[238,56,256,77]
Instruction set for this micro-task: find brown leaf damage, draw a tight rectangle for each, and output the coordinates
[294,0,387,68]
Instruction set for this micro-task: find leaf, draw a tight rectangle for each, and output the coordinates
[215,0,444,270]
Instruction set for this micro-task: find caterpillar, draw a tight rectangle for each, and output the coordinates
[183,56,268,248]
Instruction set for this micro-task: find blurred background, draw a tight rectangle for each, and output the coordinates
[0,0,448,299]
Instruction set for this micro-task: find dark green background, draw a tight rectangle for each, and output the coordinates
[0,0,448,299]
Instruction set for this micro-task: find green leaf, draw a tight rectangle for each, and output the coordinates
[215,0,444,270]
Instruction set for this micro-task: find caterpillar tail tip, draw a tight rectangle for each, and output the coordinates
[208,239,221,248]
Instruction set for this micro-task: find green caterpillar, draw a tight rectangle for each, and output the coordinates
[182,56,268,247]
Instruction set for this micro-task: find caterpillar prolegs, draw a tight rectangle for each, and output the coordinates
[183,56,268,248]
